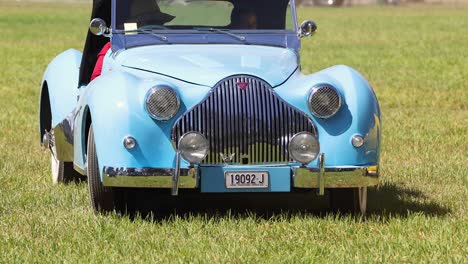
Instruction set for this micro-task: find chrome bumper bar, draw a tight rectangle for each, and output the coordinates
[102,154,379,197]
[102,167,198,190]
[293,154,379,195]
[103,152,197,196]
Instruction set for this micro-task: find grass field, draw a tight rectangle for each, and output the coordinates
[0,2,467,262]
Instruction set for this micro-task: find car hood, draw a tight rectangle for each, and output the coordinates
[117,44,298,87]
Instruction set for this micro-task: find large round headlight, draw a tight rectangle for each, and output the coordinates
[308,84,342,119]
[289,132,320,165]
[178,132,209,164]
[145,86,180,121]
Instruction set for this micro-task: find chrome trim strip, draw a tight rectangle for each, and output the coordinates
[102,166,196,189]
[293,165,379,189]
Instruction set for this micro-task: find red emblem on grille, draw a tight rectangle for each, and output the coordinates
[236,82,249,90]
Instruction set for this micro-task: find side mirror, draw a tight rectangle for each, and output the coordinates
[89,18,109,36]
[299,20,317,38]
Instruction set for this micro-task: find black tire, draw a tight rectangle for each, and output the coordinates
[329,187,367,215]
[87,125,118,213]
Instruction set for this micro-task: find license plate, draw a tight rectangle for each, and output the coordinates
[225,171,269,189]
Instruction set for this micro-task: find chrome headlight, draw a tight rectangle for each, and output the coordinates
[308,84,342,119]
[178,132,209,164]
[145,86,180,121]
[289,132,320,165]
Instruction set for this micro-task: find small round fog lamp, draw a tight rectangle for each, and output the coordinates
[178,132,209,164]
[289,132,320,165]
[352,135,365,148]
[123,136,137,150]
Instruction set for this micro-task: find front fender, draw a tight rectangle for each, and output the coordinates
[276,65,381,166]
[40,49,81,132]
[74,69,211,176]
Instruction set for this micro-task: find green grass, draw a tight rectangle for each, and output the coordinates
[0,2,467,262]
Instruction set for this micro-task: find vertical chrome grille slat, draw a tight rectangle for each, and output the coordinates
[217,87,223,163]
[272,94,278,162]
[246,78,251,163]
[260,80,266,163]
[217,87,222,159]
[265,84,272,163]
[278,102,285,162]
[172,75,316,165]
[233,78,239,163]
[208,94,213,163]
[254,80,260,164]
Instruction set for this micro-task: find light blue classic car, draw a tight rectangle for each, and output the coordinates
[39,0,381,214]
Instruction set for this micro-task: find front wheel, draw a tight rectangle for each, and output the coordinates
[87,125,119,213]
[329,187,367,215]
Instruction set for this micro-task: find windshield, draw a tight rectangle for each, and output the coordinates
[115,0,295,31]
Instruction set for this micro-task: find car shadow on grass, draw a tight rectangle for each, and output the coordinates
[119,189,328,221]
[114,182,450,221]
[366,182,451,218]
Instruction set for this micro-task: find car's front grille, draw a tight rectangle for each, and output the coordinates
[172,75,316,165]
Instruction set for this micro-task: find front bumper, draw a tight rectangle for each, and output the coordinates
[102,162,379,195]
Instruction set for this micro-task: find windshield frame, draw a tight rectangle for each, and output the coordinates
[110,0,300,51]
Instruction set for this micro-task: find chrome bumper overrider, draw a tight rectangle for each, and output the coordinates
[293,154,379,195]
